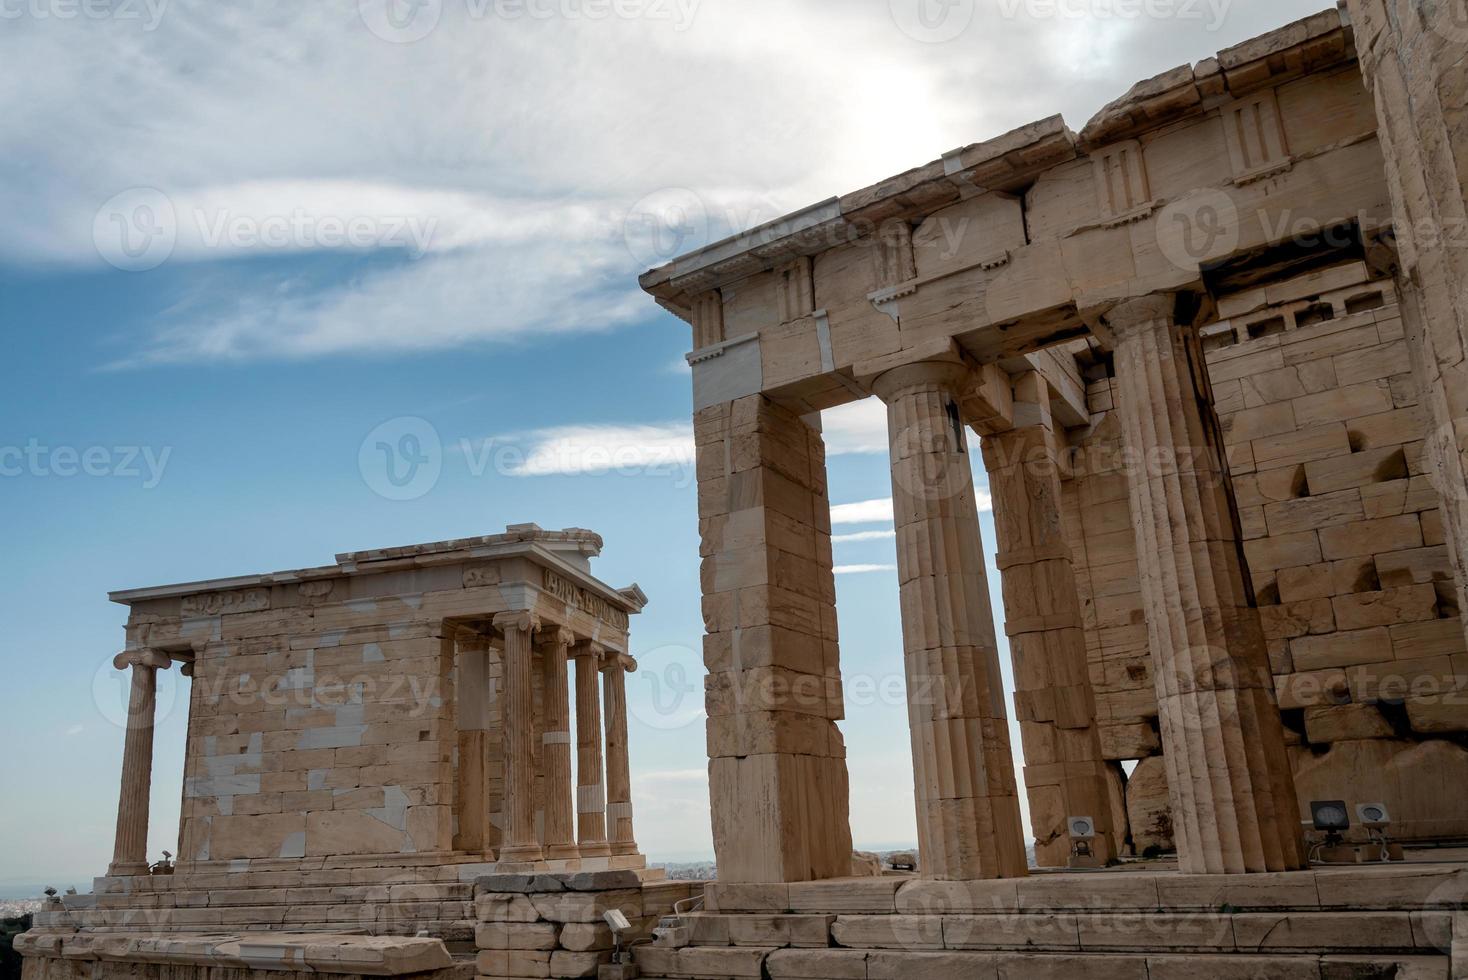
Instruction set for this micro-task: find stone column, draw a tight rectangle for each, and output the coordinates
[981,371,1118,867]
[1347,0,1468,639]
[109,649,170,877]
[573,641,610,857]
[602,653,638,856]
[539,627,578,860]
[872,358,1028,881]
[695,393,851,883]
[453,631,494,855]
[493,611,543,863]
[1105,293,1306,875]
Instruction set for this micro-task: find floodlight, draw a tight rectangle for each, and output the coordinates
[1356,803,1391,829]
[1068,817,1097,840]
[1310,801,1350,833]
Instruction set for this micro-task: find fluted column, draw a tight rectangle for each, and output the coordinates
[1106,293,1306,875]
[873,358,1028,881]
[493,610,544,863]
[539,627,578,860]
[454,630,494,855]
[602,653,638,856]
[109,649,170,877]
[982,371,1117,867]
[573,641,610,857]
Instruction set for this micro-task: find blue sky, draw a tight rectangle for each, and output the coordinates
[0,0,1330,889]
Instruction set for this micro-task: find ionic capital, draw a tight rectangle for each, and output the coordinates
[539,626,577,651]
[454,629,494,653]
[600,652,638,674]
[574,640,607,661]
[112,649,172,671]
[492,610,541,635]
[1103,293,1177,340]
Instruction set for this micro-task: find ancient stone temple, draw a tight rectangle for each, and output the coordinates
[16,4,1468,980]
[18,526,704,977]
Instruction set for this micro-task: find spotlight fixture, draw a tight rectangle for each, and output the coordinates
[1310,800,1351,833]
[1067,816,1097,840]
[1356,803,1391,829]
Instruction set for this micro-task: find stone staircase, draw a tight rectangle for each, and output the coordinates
[630,864,1468,979]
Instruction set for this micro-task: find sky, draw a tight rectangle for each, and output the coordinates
[0,0,1332,890]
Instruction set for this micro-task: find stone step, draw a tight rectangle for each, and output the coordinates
[633,946,1452,980]
[666,909,1454,957]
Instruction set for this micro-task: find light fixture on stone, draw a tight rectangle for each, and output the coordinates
[1067,816,1105,870]
[1356,803,1403,863]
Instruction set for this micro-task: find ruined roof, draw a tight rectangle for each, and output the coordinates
[639,6,1356,316]
[108,523,645,613]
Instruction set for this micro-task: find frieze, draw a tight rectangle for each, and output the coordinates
[180,589,270,618]
[542,568,629,630]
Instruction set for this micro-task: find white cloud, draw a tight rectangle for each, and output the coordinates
[487,423,696,479]
[821,400,888,456]
[0,0,1329,364]
[830,498,895,525]
[834,564,897,576]
[832,529,897,544]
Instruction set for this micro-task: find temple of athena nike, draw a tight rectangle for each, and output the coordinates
[16,2,1468,979]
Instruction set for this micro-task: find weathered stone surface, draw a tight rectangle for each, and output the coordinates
[1124,757,1174,856]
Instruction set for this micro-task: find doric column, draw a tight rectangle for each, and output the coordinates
[1105,293,1306,875]
[601,653,638,856]
[493,610,543,863]
[109,649,170,876]
[453,630,494,855]
[539,627,578,860]
[872,358,1028,881]
[694,393,851,883]
[573,641,610,857]
[981,371,1118,867]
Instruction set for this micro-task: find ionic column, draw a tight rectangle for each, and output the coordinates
[981,371,1117,867]
[109,649,170,877]
[601,653,638,857]
[1106,293,1305,875]
[573,641,610,857]
[872,358,1028,881]
[493,611,544,863]
[539,627,578,860]
[453,630,494,854]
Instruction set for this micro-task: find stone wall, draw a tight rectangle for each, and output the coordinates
[1062,262,1468,849]
[471,872,699,979]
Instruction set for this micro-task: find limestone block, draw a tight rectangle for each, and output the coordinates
[943,912,1080,950]
[476,947,551,977]
[1319,516,1424,561]
[531,890,642,924]
[1332,586,1439,631]
[558,923,614,952]
[1155,872,1322,911]
[1232,911,1417,951]
[1292,628,1392,671]
[1304,705,1395,743]
[1099,722,1160,760]
[1290,740,1468,842]
[727,914,834,948]
[1123,757,1174,855]
[788,879,901,914]
[549,949,607,977]
[764,948,869,979]
[830,915,944,951]
[1406,697,1468,734]
[1075,911,1234,950]
[477,894,542,923]
[475,922,559,951]
[1145,956,1318,980]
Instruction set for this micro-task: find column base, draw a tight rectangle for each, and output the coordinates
[498,845,545,863]
[544,843,581,861]
[578,842,612,858]
[610,842,639,857]
[107,862,150,877]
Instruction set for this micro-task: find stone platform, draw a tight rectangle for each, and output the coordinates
[624,862,1468,980]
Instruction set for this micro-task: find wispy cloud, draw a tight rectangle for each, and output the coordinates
[832,529,897,544]
[830,498,895,525]
[834,564,897,576]
[821,400,888,455]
